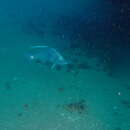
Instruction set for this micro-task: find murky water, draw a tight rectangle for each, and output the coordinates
[0,0,130,130]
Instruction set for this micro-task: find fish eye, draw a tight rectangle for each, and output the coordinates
[30,55,35,60]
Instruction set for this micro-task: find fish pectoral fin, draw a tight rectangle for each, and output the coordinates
[51,63,56,69]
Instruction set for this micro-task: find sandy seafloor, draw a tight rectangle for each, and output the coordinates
[0,17,130,130]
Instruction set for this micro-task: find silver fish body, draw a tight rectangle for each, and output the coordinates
[26,45,68,69]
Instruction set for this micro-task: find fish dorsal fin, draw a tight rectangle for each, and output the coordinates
[30,45,48,49]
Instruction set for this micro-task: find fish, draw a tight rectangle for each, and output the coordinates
[26,45,68,69]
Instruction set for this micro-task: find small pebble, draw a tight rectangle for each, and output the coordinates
[58,87,64,92]
[117,92,121,96]
[23,104,29,109]
[5,82,12,90]
[113,106,118,110]
[115,127,121,130]
[17,113,23,117]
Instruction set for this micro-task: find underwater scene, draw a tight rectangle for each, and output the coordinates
[0,0,130,129]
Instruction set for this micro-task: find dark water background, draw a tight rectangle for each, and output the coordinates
[1,0,129,77]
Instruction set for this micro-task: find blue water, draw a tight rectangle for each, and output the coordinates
[0,0,130,130]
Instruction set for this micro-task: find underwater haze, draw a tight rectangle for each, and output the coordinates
[0,0,130,130]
